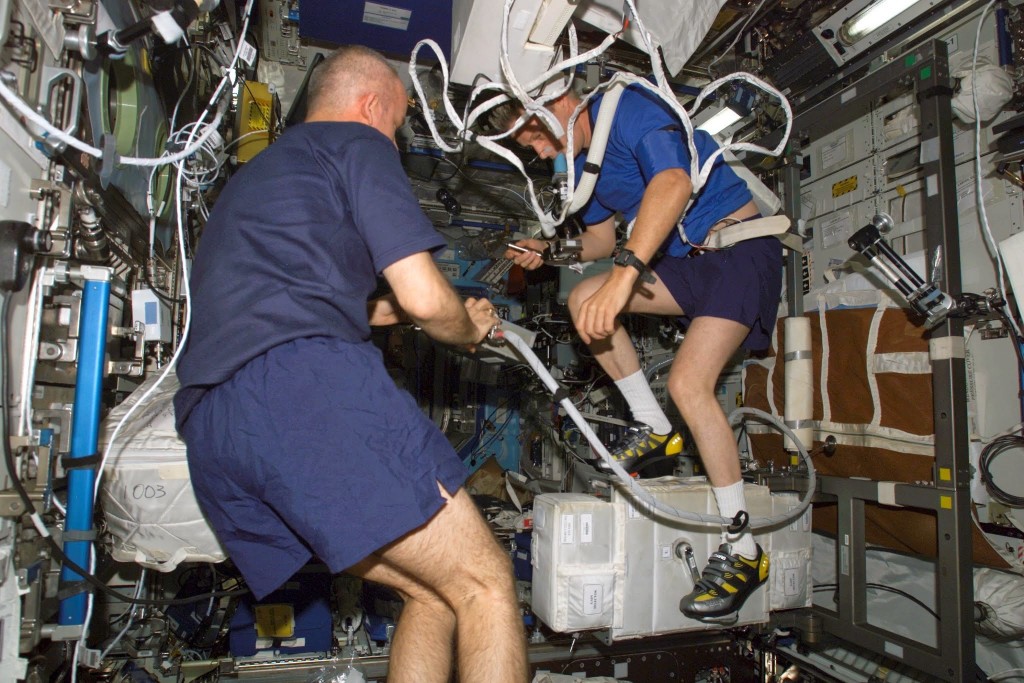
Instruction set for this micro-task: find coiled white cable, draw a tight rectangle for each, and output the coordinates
[408,0,793,244]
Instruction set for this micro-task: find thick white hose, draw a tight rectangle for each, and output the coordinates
[498,326,815,529]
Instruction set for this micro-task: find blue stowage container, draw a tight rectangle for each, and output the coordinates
[229,569,334,656]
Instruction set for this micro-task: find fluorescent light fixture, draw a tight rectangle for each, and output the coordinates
[839,0,925,45]
[698,107,743,136]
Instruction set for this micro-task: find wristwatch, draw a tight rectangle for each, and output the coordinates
[612,248,656,284]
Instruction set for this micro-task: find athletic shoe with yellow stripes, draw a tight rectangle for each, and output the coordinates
[597,424,683,473]
[679,543,770,623]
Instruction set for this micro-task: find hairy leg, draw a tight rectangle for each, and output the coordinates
[368,485,527,683]
[347,555,456,683]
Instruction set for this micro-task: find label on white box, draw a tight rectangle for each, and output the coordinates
[583,584,602,615]
[580,513,593,543]
[660,545,671,560]
[560,514,574,544]
[784,568,800,596]
[820,211,852,250]
[821,137,847,170]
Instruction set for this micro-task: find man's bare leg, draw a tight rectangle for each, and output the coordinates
[666,316,750,488]
[566,271,683,382]
[347,556,456,683]
[368,485,527,683]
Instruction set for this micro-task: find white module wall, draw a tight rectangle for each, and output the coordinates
[799,7,1023,308]
[801,156,883,285]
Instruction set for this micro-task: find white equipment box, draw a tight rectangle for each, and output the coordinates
[531,479,811,640]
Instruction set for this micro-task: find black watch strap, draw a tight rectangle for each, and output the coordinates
[613,248,656,284]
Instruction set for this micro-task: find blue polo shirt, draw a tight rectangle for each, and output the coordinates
[175,122,445,425]
[573,84,752,257]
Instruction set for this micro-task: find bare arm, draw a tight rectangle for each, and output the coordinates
[382,251,494,346]
[367,293,407,326]
[575,167,692,343]
[503,216,618,270]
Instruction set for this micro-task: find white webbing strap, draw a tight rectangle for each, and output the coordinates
[702,215,792,250]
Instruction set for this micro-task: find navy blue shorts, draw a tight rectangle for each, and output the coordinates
[180,337,468,599]
[653,236,782,351]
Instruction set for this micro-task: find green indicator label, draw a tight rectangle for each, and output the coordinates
[920,65,932,80]
[904,54,916,67]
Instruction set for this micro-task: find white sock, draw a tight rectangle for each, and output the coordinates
[615,370,672,435]
[713,480,758,559]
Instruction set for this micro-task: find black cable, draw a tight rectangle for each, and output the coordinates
[169,47,197,135]
[0,294,249,607]
[994,291,1024,341]
[979,435,1024,506]
[992,305,1024,409]
[144,267,184,305]
[813,582,939,620]
[992,303,1024,368]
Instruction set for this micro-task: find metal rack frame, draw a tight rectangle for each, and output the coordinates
[771,39,975,681]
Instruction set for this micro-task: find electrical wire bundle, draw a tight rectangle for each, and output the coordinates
[0,1,267,677]
[979,434,1024,507]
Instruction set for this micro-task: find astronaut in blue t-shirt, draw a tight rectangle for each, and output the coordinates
[497,83,782,622]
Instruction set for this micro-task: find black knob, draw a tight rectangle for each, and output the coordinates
[436,188,461,216]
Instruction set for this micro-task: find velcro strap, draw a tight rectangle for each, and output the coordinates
[582,162,601,175]
[62,529,98,542]
[552,386,573,403]
[61,453,101,470]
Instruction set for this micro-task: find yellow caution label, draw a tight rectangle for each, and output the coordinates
[255,604,295,638]
[790,454,799,466]
[940,495,952,510]
[832,175,858,198]
[895,184,907,198]
[938,467,951,482]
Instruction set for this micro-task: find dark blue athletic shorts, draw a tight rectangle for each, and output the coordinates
[180,337,469,599]
[653,236,783,351]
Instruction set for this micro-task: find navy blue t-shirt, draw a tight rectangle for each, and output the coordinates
[175,122,444,423]
[573,84,752,257]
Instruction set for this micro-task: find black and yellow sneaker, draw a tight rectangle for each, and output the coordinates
[597,424,683,474]
[679,543,770,624]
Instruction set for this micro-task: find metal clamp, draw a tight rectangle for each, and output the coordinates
[36,67,83,155]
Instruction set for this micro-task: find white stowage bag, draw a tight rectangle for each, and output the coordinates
[951,56,1013,123]
[98,373,226,571]
[974,568,1024,639]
